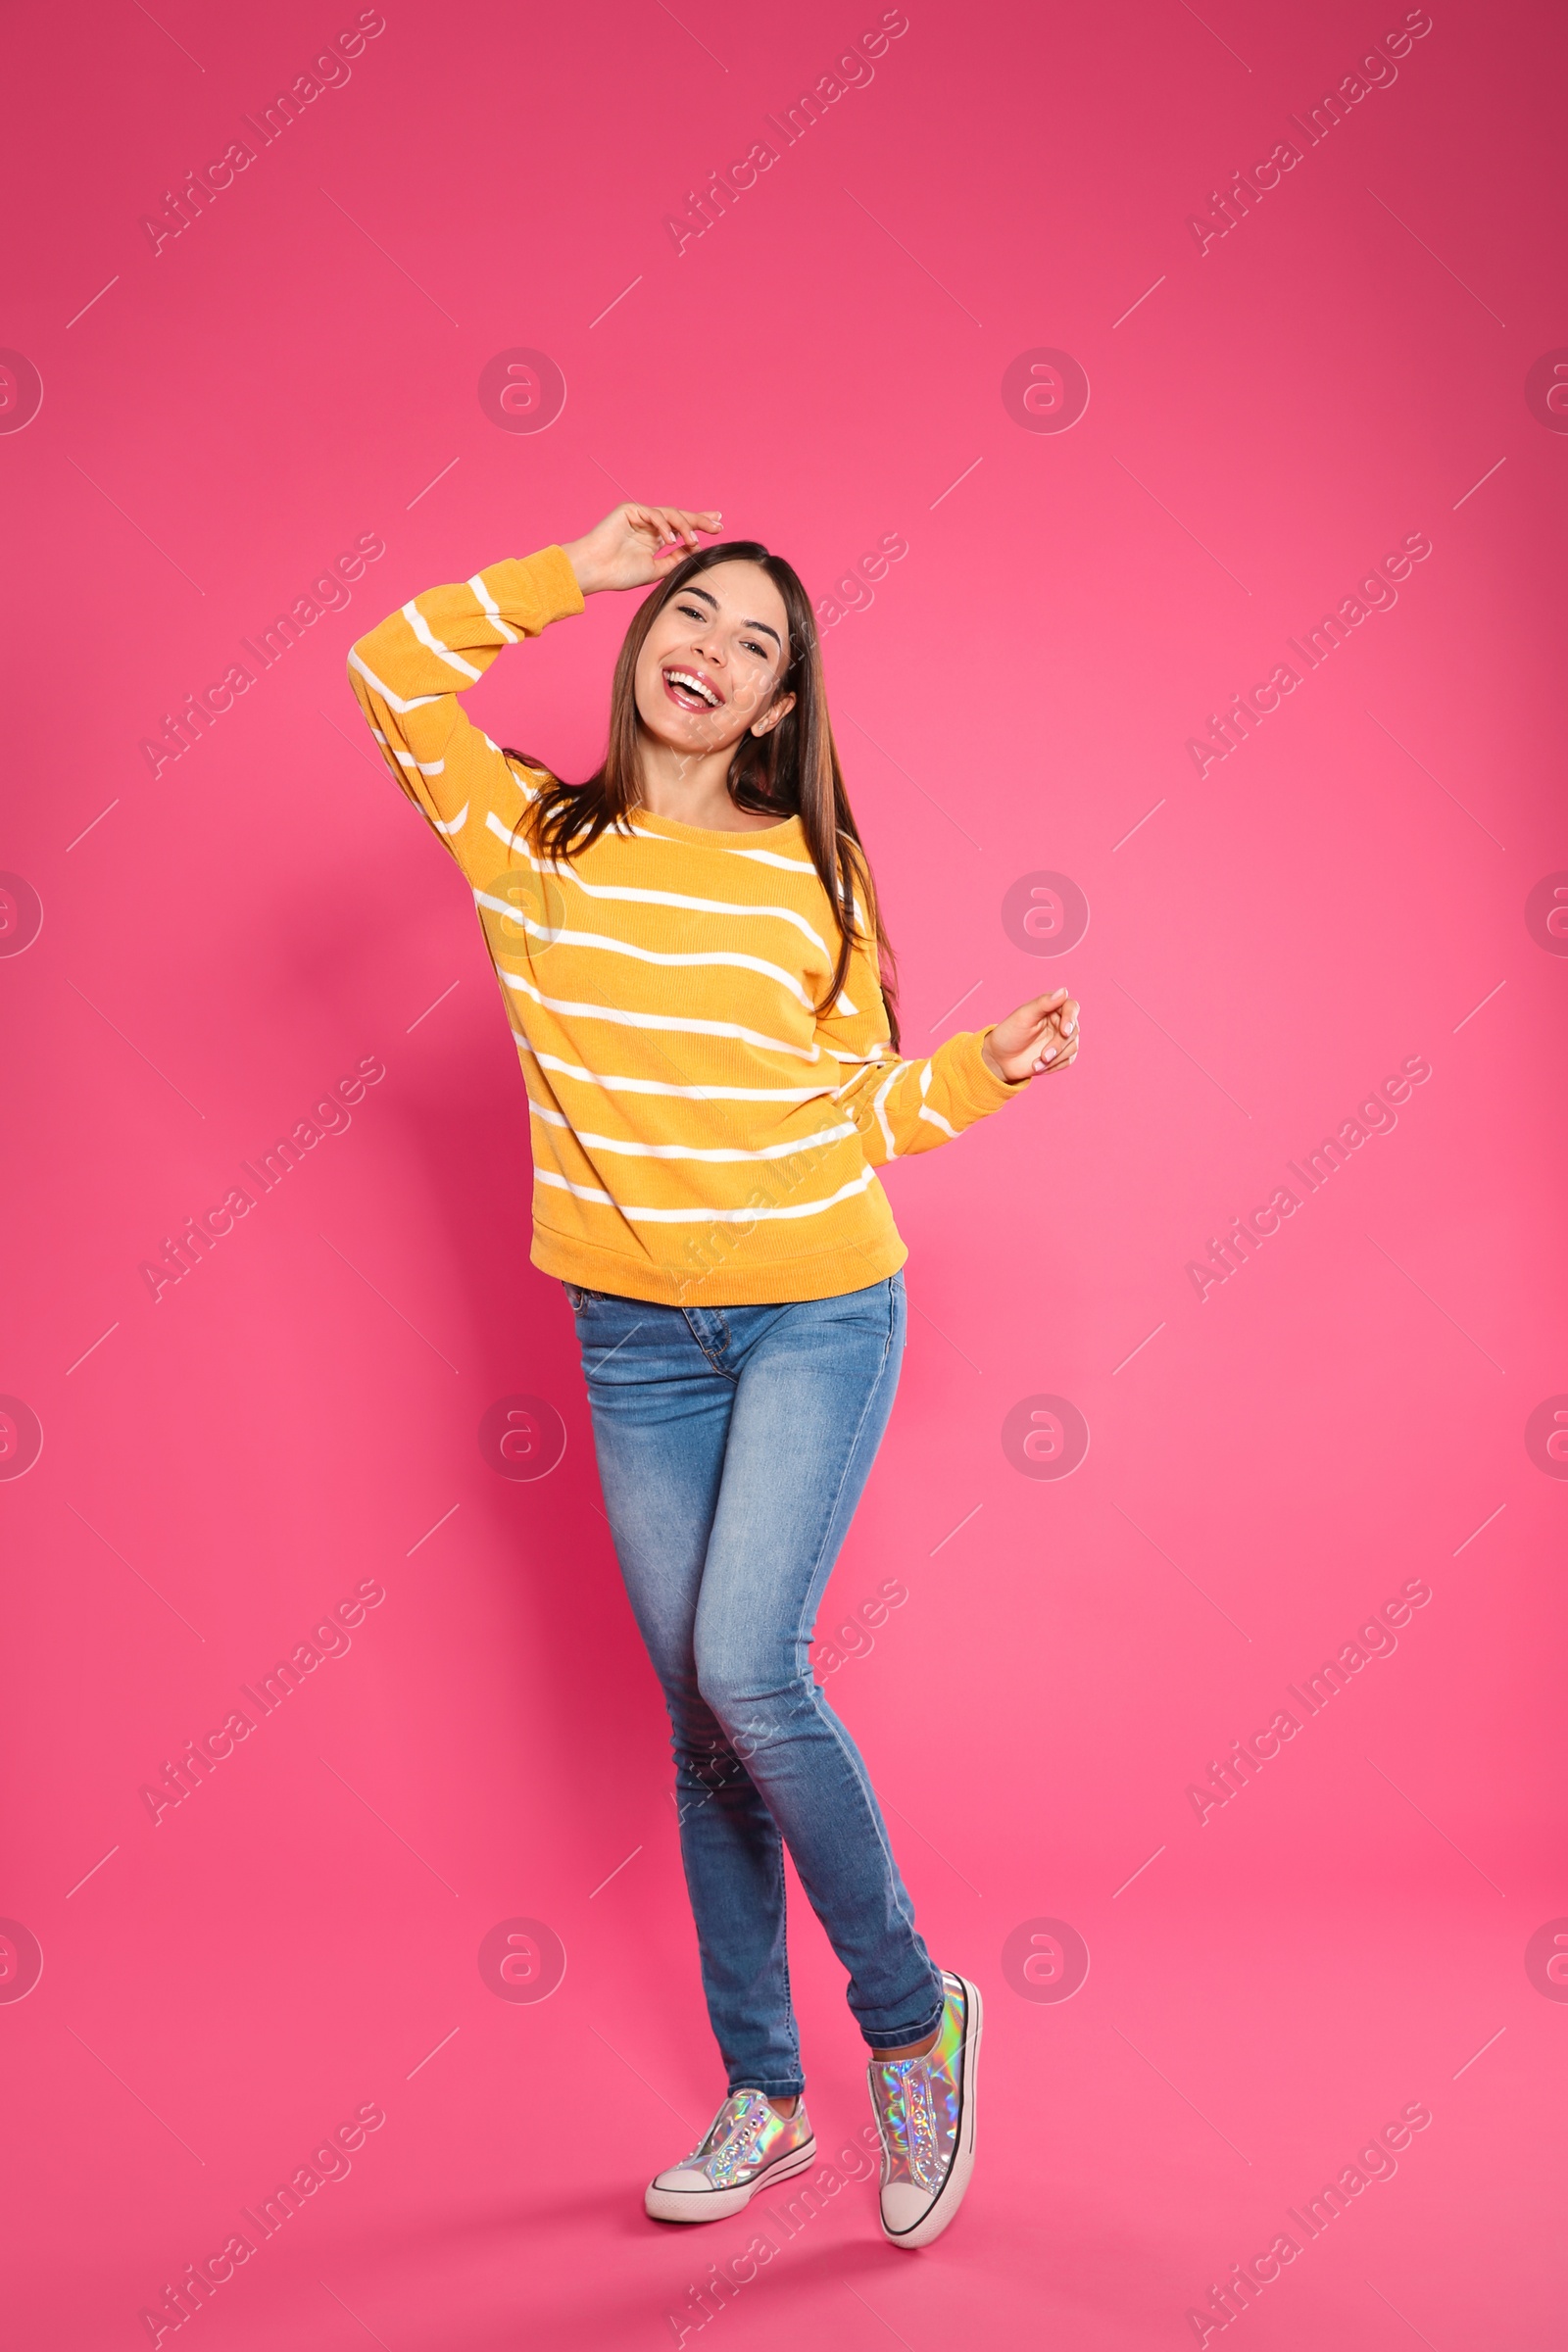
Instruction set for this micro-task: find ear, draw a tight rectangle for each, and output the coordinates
[750,691,796,740]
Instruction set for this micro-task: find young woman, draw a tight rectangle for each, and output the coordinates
[349,502,1080,2249]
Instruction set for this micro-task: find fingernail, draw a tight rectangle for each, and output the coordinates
[1042,1046,1056,1061]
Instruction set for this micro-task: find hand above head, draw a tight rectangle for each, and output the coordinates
[561,503,722,597]
[979,987,1081,1084]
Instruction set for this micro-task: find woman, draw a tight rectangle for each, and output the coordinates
[349,502,1080,2249]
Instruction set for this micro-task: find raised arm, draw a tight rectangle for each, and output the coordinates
[347,548,585,866]
[348,505,722,868]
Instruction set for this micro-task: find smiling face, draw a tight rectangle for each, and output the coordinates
[632,559,796,760]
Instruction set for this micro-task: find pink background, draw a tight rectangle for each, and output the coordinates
[3,0,1565,2343]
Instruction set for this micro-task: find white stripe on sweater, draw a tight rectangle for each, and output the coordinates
[535,1165,877,1222]
[371,728,445,776]
[514,1040,832,1102]
[501,969,820,1059]
[466,574,518,643]
[482,816,833,956]
[528,1102,857,1162]
[625,821,817,873]
[401,599,483,680]
[914,1061,956,1138]
[870,1062,906,1160]
[349,648,445,714]
[475,891,814,1006]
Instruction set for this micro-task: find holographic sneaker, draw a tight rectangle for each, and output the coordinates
[645,2089,816,2224]
[867,1970,981,2248]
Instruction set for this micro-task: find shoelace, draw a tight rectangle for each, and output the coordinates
[881,2060,944,2191]
[903,2066,944,2189]
[708,2099,768,2185]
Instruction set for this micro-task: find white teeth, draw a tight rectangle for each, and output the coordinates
[665,668,718,707]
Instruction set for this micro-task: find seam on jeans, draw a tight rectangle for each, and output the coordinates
[796,1303,898,1655]
[813,1681,935,2022]
[691,1754,803,2096]
[809,1698,937,2043]
[774,1825,804,2085]
[680,1305,737,1380]
[787,1301,931,2033]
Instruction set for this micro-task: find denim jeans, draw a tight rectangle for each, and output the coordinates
[566,1270,945,2098]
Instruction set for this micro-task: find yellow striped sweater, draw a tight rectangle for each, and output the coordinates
[349,547,1027,1305]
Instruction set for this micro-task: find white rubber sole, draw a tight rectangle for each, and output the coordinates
[880,1973,982,2250]
[645,2134,817,2224]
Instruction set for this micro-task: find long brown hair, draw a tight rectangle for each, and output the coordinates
[503,541,900,1045]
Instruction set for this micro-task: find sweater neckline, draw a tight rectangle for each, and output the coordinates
[629,808,806,850]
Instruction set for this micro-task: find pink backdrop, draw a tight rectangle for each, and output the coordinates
[4,1,1564,2343]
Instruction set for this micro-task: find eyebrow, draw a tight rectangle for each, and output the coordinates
[680,583,783,652]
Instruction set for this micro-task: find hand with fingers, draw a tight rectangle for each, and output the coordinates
[980,987,1082,1084]
[562,503,722,597]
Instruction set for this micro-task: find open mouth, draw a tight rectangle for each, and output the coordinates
[662,666,722,713]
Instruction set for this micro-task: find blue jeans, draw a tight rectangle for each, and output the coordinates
[567,1270,945,2098]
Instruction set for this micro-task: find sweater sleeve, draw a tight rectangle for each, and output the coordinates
[817,920,1030,1166]
[346,547,584,877]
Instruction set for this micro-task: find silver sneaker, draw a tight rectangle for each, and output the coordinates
[645,2089,816,2224]
[867,1970,981,2248]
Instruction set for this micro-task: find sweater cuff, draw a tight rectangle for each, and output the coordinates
[949,1027,1032,1119]
[491,546,586,630]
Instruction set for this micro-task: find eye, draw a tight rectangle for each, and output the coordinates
[741,639,771,660]
[675,602,707,622]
